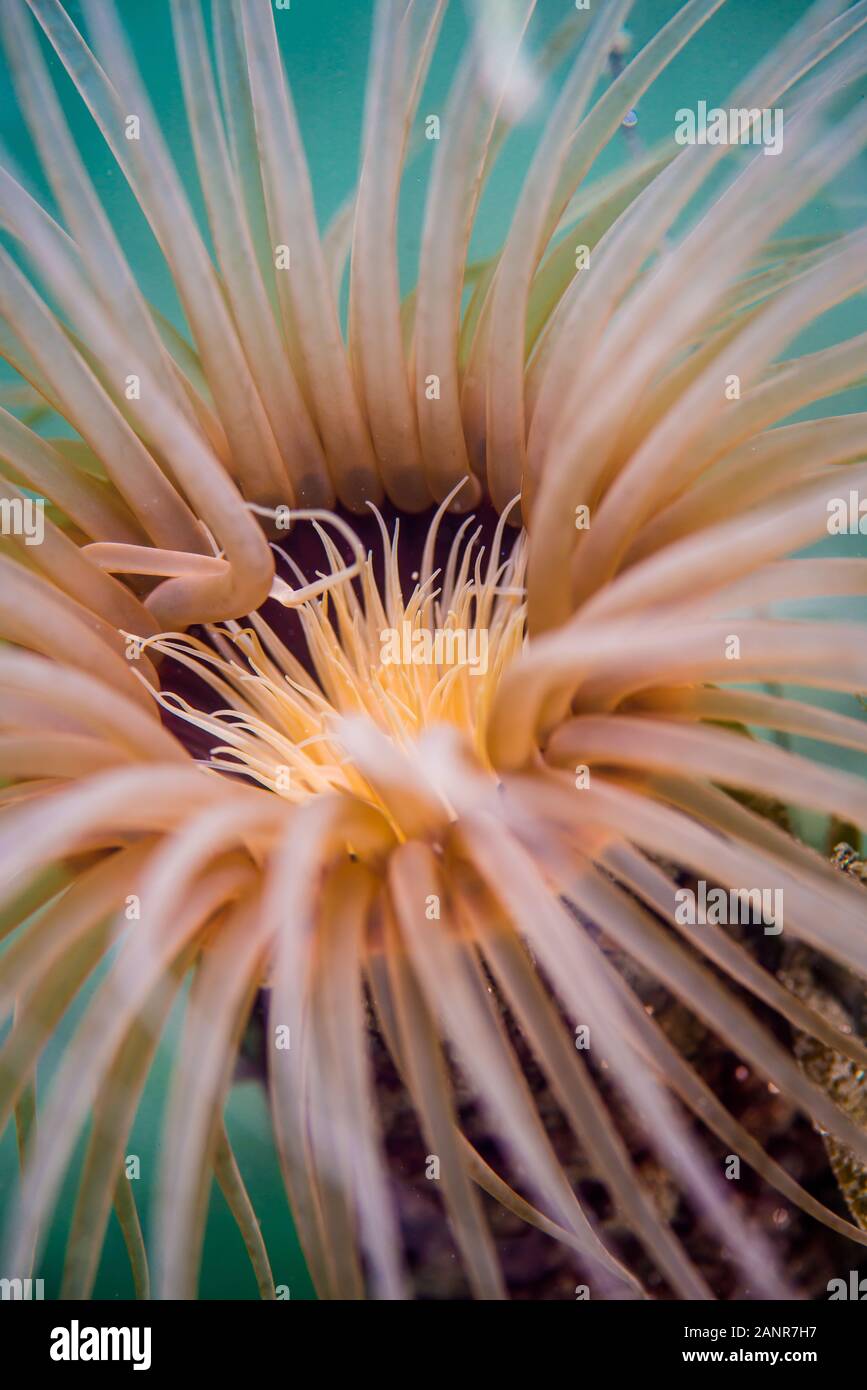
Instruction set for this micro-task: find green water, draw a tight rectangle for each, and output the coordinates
[0,0,865,1300]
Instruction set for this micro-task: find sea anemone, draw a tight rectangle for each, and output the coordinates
[1,0,867,1302]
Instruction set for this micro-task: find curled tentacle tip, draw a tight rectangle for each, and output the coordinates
[268,575,298,606]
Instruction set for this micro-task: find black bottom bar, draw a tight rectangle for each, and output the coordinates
[2,1296,863,1376]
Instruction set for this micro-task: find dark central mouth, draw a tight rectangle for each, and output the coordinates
[156,498,516,762]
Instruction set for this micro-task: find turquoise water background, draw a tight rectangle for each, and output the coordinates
[0,0,865,1299]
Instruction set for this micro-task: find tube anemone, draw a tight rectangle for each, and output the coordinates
[1,0,867,1301]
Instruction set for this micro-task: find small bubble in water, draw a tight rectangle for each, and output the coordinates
[622,109,638,128]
